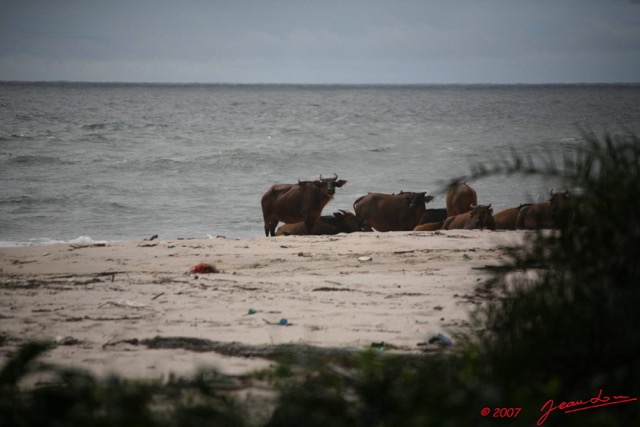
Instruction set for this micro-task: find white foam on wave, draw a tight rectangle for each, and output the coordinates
[0,236,110,248]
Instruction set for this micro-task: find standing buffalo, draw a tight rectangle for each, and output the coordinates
[442,204,496,230]
[261,174,347,237]
[275,210,367,236]
[516,190,569,230]
[493,204,531,230]
[353,191,433,232]
[446,182,478,217]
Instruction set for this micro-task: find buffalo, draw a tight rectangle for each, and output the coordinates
[421,208,448,224]
[515,190,569,230]
[446,182,478,217]
[413,208,448,231]
[261,174,347,237]
[442,204,496,230]
[353,191,433,232]
[493,204,532,230]
[413,221,444,231]
[275,210,368,236]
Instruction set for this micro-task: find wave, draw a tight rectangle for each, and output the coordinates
[81,122,126,131]
[0,236,110,248]
[5,154,73,165]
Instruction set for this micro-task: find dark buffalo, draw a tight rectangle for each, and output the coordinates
[515,190,569,230]
[442,204,496,230]
[493,204,532,230]
[421,208,448,224]
[261,174,347,237]
[446,182,478,217]
[275,210,367,236]
[353,191,433,232]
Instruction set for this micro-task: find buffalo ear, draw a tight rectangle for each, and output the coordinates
[336,179,347,187]
[425,195,434,203]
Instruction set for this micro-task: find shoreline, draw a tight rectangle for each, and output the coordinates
[0,230,526,379]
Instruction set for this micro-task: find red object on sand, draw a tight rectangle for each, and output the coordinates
[190,262,218,274]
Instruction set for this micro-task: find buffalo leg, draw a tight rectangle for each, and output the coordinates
[265,219,278,237]
[304,218,315,234]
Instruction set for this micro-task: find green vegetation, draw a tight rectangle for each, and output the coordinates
[2,132,638,426]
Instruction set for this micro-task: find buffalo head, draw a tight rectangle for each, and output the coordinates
[468,204,495,230]
[549,189,569,206]
[408,192,433,211]
[319,173,347,195]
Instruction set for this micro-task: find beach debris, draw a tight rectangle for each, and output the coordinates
[11,259,37,265]
[370,341,386,351]
[144,234,158,241]
[99,299,147,309]
[189,262,219,274]
[312,286,353,292]
[370,341,399,351]
[86,315,144,321]
[68,243,106,251]
[248,307,257,315]
[358,256,373,262]
[262,318,292,326]
[55,336,80,346]
[428,332,453,347]
[151,292,165,300]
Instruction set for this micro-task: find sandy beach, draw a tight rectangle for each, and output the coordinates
[0,230,526,380]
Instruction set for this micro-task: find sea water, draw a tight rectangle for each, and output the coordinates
[1,82,639,245]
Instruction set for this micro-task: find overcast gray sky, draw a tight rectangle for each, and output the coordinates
[1,0,639,84]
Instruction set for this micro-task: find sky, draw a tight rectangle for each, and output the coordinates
[1,0,639,84]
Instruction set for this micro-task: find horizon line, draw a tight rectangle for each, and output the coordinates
[2,80,639,87]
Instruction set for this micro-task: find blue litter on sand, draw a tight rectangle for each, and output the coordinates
[429,333,453,346]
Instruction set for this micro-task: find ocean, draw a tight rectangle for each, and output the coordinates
[1,82,639,246]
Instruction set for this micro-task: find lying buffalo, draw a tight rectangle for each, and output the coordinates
[516,190,569,229]
[275,210,368,236]
[261,174,347,237]
[493,204,531,230]
[353,191,433,232]
[442,204,496,230]
[413,221,444,231]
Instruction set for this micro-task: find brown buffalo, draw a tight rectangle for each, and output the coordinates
[275,210,367,236]
[413,221,444,231]
[442,204,496,230]
[353,191,433,232]
[515,190,569,230]
[493,204,532,230]
[446,182,478,217]
[261,174,347,237]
